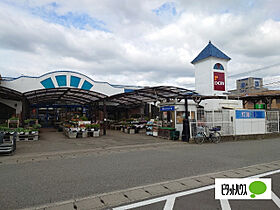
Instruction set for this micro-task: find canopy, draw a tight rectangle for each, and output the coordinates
[106,86,197,107]
[24,88,107,105]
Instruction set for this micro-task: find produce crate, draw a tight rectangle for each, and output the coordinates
[129,128,135,134]
[68,131,77,139]
[87,131,94,137]
[18,134,28,141]
[93,130,100,137]
[82,131,88,138]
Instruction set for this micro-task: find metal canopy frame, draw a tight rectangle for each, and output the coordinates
[237,93,280,109]
[0,86,23,101]
[239,94,280,101]
[106,86,197,107]
[24,88,107,105]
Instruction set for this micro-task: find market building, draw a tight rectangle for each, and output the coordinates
[1,41,279,150]
[0,70,142,124]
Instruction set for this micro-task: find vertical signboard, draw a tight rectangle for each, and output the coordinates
[214,72,225,91]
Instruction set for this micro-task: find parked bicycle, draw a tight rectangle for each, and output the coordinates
[194,126,221,144]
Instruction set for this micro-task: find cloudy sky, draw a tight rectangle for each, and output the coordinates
[0,0,280,90]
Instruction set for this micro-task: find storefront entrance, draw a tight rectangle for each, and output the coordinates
[30,105,90,128]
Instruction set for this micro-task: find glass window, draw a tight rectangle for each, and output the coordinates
[40,78,55,89]
[176,111,185,124]
[213,63,224,70]
[255,80,260,88]
[70,76,81,87]
[241,82,246,88]
[55,75,67,87]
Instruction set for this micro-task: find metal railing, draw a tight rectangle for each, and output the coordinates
[190,110,280,138]
[190,121,233,138]
[266,111,279,133]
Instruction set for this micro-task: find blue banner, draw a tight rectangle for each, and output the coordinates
[160,106,175,111]
[236,110,265,119]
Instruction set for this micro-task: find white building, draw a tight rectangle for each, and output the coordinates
[191,41,230,96]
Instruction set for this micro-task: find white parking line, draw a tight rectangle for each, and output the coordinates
[113,185,214,210]
[113,168,280,210]
[220,199,231,210]
[163,197,176,210]
[272,192,280,208]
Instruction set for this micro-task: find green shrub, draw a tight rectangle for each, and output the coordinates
[81,116,88,121]
[93,124,100,129]
[9,117,19,121]
[33,124,41,129]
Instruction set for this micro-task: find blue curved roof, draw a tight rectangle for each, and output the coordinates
[191,41,231,64]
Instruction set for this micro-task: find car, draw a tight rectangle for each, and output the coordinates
[0,132,16,154]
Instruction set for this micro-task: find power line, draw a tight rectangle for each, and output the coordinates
[228,63,280,78]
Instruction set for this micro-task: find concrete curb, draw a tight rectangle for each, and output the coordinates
[0,141,182,165]
[20,160,280,210]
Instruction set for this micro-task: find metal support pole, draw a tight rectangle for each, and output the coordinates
[21,96,30,126]
[149,103,152,119]
[103,100,107,135]
[277,111,279,133]
[212,110,215,128]
[182,98,190,142]
[94,102,98,122]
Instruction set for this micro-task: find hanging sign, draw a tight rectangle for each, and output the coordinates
[160,106,175,111]
[214,72,225,91]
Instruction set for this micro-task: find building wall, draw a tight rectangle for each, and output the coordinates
[0,98,22,114]
[200,99,243,111]
[194,57,228,96]
[230,77,268,95]
[1,71,139,96]
[195,58,213,95]
[0,102,16,123]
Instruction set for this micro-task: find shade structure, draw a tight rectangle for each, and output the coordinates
[24,88,107,105]
[0,86,22,101]
[106,86,197,107]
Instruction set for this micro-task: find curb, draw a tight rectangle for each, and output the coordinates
[0,141,182,165]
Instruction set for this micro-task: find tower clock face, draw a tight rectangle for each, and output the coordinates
[213,72,225,91]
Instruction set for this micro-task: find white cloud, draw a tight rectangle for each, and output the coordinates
[0,0,280,92]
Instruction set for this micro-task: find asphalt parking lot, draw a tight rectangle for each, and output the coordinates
[114,170,280,210]
[1,134,280,210]
[6,128,172,156]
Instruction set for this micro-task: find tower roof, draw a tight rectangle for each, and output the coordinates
[191,41,231,64]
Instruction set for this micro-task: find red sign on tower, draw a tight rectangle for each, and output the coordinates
[213,72,225,91]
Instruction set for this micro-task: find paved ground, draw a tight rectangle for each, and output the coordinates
[11,128,171,156]
[1,131,280,209]
[113,170,280,210]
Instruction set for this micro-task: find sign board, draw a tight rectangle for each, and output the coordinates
[160,106,175,111]
[213,72,225,91]
[254,104,266,109]
[236,110,265,119]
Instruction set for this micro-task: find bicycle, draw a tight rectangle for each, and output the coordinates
[194,126,221,144]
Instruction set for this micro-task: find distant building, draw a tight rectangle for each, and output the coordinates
[229,77,268,95]
[239,90,280,110]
